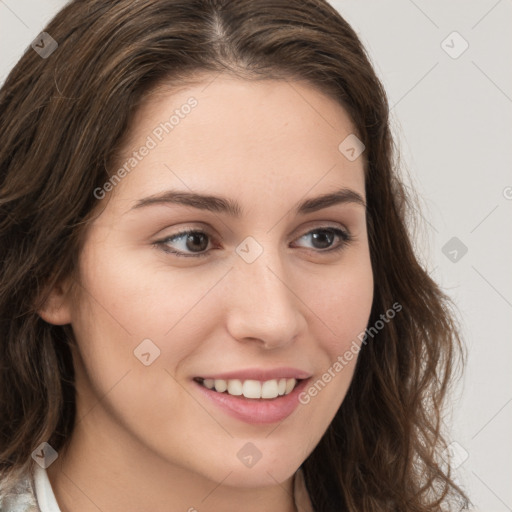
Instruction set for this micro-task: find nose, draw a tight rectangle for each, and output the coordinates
[224,247,305,350]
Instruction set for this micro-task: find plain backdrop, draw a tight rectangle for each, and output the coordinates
[1,1,511,510]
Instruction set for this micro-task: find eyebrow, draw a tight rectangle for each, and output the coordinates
[129,187,366,216]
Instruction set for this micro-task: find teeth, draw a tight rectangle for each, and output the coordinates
[214,379,227,392]
[278,378,287,395]
[203,378,215,389]
[243,380,261,399]
[261,380,279,399]
[227,379,242,396]
[284,378,295,394]
[200,378,298,399]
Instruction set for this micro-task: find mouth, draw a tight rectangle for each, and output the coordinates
[192,370,311,424]
[193,377,302,399]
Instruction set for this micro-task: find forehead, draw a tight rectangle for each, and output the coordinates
[107,75,366,213]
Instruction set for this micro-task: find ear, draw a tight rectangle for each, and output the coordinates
[37,277,74,326]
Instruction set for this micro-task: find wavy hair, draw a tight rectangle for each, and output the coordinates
[0,0,470,510]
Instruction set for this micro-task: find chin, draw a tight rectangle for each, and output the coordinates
[218,462,299,488]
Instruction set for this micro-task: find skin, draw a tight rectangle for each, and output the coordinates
[40,74,374,512]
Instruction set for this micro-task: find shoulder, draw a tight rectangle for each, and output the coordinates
[0,469,40,512]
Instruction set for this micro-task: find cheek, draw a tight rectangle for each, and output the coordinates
[293,258,373,453]
[291,251,373,423]
[75,237,217,341]
[307,253,374,359]
[69,253,200,446]
[70,240,225,407]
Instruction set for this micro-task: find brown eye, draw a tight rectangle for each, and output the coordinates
[156,226,352,258]
[293,227,351,252]
[158,230,212,257]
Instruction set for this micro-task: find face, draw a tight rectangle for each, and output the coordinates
[45,75,373,488]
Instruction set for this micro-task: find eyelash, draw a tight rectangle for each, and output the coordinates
[154,226,353,258]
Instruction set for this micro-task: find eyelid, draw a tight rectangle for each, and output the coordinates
[155,220,349,241]
[154,223,353,258]
[292,220,349,238]
[291,226,352,250]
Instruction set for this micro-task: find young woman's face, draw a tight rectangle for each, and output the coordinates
[53,75,373,487]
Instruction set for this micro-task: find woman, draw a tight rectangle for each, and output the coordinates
[0,0,471,510]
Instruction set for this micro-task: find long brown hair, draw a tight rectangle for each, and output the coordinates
[0,1,470,510]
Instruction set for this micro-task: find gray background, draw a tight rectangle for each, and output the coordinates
[1,1,511,510]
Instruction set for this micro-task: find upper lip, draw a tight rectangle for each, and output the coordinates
[196,367,312,381]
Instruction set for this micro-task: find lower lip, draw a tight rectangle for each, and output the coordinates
[193,379,310,424]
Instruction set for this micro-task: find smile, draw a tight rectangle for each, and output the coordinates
[194,377,300,399]
[192,369,312,424]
